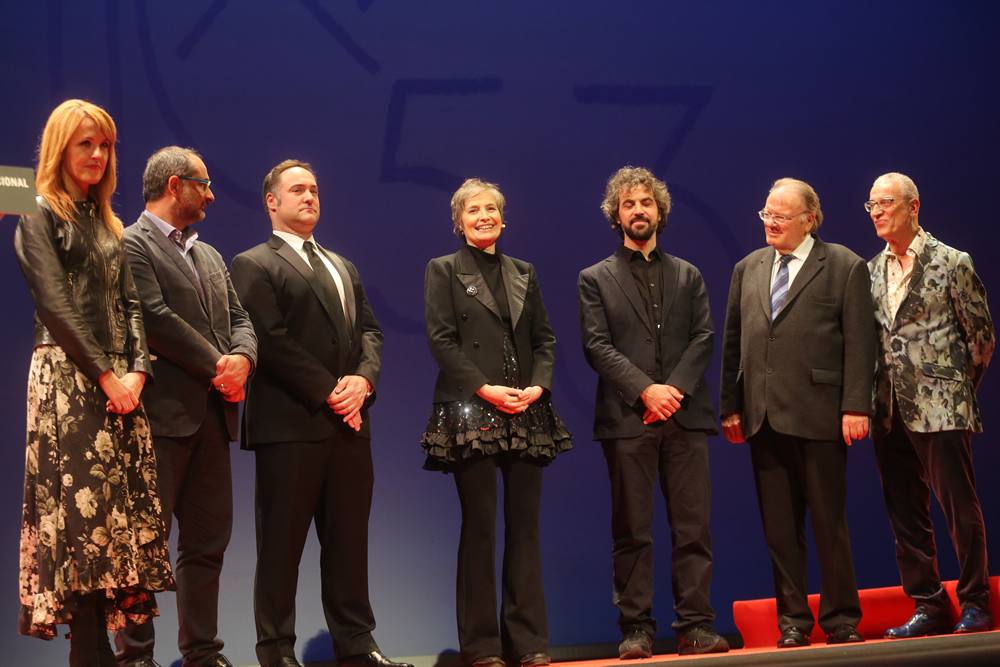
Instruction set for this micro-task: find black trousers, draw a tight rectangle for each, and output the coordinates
[116,397,232,666]
[452,453,548,661]
[748,419,861,634]
[873,402,990,613]
[253,434,378,667]
[602,420,715,637]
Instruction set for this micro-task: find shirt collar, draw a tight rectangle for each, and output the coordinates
[617,244,661,263]
[882,227,925,260]
[774,233,815,265]
[146,210,198,248]
[273,229,315,252]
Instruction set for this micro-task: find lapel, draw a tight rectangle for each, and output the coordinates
[659,252,679,321]
[455,246,502,320]
[869,251,891,326]
[499,254,529,329]
[893,232,936,329]
[269,234,343,330]
[755,249,775,320]
[317,243,357,328]
[772,236,827,324]
[188,243,215,321]
[605,250,653,334]
[137,212,209,316]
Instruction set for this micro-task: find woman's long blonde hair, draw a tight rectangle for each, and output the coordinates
[35,99,123,238]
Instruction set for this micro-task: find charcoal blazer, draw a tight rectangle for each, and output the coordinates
[124,212,257,439]
[425,245,554,401]
[578,249,716,441]
[720,236,877,442]
[231,234,383,447]
[868,232,994,438]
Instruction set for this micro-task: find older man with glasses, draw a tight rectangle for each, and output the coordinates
[865,172,994,638]
[720,177,876,649]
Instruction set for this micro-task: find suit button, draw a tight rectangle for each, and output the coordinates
[458,384,463,391]
[768,336,775,341]
[473,340,480,348]
[645,338,652,343]
[332,337,338,344]
[461,313,468,321]
[766,368,773,374]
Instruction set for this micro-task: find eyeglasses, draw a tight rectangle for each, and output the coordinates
[758,209,806,225]
[863,197,895,213]
[179,175,212,190]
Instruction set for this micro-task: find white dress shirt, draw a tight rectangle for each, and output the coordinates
[272,230,348,311]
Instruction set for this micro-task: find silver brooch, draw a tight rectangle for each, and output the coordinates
[466,285,478,296]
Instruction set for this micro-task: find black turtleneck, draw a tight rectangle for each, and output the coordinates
[468,245,511,325]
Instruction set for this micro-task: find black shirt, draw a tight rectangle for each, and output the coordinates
[617,244,664,382]
[469,245,512,327]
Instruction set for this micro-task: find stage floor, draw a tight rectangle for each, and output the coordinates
[360,630,1000,667]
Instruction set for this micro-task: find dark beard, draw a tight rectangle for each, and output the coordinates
[623,218,656,242]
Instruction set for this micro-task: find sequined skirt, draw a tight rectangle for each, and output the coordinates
[421,333,572,471]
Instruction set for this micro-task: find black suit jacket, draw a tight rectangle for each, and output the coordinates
[124,212,257,440]
[578,249,716,441]
[424,246,555,401]
[230,234,383,447]
[719,236,876,442]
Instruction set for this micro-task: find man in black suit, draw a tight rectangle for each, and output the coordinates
[117,146,257,667]
[578,166,728,658]
[719,178,876,648]
[230,160,411,667]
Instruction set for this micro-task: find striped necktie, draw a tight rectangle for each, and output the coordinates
[770,254,794,320]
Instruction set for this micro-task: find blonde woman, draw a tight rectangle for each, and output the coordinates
[14,99,173,666]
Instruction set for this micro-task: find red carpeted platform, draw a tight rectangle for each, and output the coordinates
[732,575,1000,647]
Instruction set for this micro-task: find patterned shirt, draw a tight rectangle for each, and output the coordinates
[883,228,925,320]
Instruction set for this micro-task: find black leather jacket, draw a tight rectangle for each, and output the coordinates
[14,197,152,381]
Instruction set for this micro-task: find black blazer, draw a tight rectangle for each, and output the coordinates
[231,234,382,447]
[124,212,257,440]
[578,249,716,441]
[719,236,876,442]
[424,246,555,402]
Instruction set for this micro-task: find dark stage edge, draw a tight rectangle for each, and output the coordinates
[300,630,1000,667]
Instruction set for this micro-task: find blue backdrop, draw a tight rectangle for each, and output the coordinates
[1,2,998,665]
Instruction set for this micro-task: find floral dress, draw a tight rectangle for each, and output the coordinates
[16,205,173,639]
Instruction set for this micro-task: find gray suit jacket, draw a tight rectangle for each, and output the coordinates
[868,232,994,437]
[720,236,876,442]
[125,212,258,440]
[578,249,716,441]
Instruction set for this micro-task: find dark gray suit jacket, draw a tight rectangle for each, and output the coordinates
[578,249,716,441]
[124,212,258,440]
[719,235,876,442]
[231,234,382,448]
[424,246,555,402]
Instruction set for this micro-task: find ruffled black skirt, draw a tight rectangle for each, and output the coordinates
[421,333,572,471]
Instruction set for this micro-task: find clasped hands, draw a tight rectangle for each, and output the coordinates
[640,383,685,424]
[477,384,544,414]
[99,369,146,414]
[211,354,252,402]
[327,375,371,432]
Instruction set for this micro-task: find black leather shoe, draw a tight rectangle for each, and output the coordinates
[339,650,415,667]
[519,653,550,667]
[618,628,653,659]
[776,627,810,648]
[124,659,163,667]
[471,656,504,667]
[954,606,993,633]
[885,608,952,639]
[677,626,730,655]
[826,624,864,644]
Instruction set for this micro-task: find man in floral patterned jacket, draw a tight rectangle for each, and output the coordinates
[866,172,995,639]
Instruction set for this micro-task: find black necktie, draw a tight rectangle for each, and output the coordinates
[303,241,352,351]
